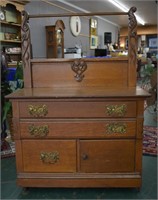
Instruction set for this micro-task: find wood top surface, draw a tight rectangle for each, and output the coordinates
[6,86,150,99]
[31,57,128,63]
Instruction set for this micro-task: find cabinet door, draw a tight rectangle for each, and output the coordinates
[80,140,135,173]
[22,140,76,172]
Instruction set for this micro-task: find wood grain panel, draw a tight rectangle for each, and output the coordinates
[17,176,141,188]
[19,101,136,118]
[20,120,136,139]
[80,140,135,173]
[31,60,128,88]
[22,140,76,172]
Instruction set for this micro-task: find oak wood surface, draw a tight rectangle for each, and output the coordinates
[18,101,136,118]
[22,140,76,172]
[79,140,135,173]
[17,176,141,188]
[19,120,136,139]
[6,86,150,99]
[29,11,128,18]
[31,60,129,88]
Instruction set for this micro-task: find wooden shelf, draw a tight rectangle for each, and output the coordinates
[8,63,18,67]
[1,39,21,43]
[0,2,25,68]
[0,20,21,27]
[6,52,21,55]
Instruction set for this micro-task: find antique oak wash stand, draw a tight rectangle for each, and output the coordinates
[7,7,149,188]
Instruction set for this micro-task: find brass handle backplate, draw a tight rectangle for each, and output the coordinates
[40,151,59,164]
[106,104,127,117]
[28,104,48,117]
[106,123,127,134]
[28,124,49,137]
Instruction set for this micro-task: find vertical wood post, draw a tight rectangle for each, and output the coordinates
[21,10,32,88]
[128,7,137,87]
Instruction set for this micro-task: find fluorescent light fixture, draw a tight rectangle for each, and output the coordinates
[57,0,119,27]
[108,0,145,25]
[135,15,145,26]
[108,0,128,12]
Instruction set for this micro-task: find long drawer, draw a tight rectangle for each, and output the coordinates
[19,101,136,118]
[20,120,136,138]
[22,140,76,173]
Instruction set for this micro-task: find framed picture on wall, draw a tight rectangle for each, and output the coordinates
[149,38,158,48]
[146,35,157,49]
[90,35,98,49]
[90,18,97,36]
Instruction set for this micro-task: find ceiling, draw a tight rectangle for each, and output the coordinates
[45,0,157,27]
[11,0,30,5]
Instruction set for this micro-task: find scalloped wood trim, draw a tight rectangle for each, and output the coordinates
[0,0,25,12]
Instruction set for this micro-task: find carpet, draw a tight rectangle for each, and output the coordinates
[143,126,158,156]
[1,140,15,159]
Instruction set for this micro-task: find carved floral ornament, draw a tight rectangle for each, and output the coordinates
[0,0,24,12]
[71,59,87,82]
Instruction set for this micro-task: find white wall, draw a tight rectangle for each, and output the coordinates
[25,1,119,58]
[98,19,119,49]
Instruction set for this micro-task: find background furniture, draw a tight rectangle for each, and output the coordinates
[45,20,65,58]
[0,1,28,67]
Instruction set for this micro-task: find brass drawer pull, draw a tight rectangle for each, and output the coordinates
[28,124,49,137]
[28,104,48,117]
[106,104,127,117]
[40,151,59,164]
[106,123,127,134]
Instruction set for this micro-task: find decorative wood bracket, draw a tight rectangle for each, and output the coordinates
[71,59,87,82]
[128,7,137,38]
[128,7,137,86]
[21,10,31,69]
[21,10,32,87]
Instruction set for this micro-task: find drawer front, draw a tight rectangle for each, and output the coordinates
[19,101,136,118]
[22,140,76,172]
[80,140,135,173]
[20,120,136,139]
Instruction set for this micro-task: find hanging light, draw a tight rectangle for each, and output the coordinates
[108,0,145,25]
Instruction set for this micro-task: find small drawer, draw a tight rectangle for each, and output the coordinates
[22,140,76,172]
[20,120,136,139]
[19,101,136,118]
[80,140,135,173]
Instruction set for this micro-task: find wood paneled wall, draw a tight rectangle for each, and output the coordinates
[120,25,157,36]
